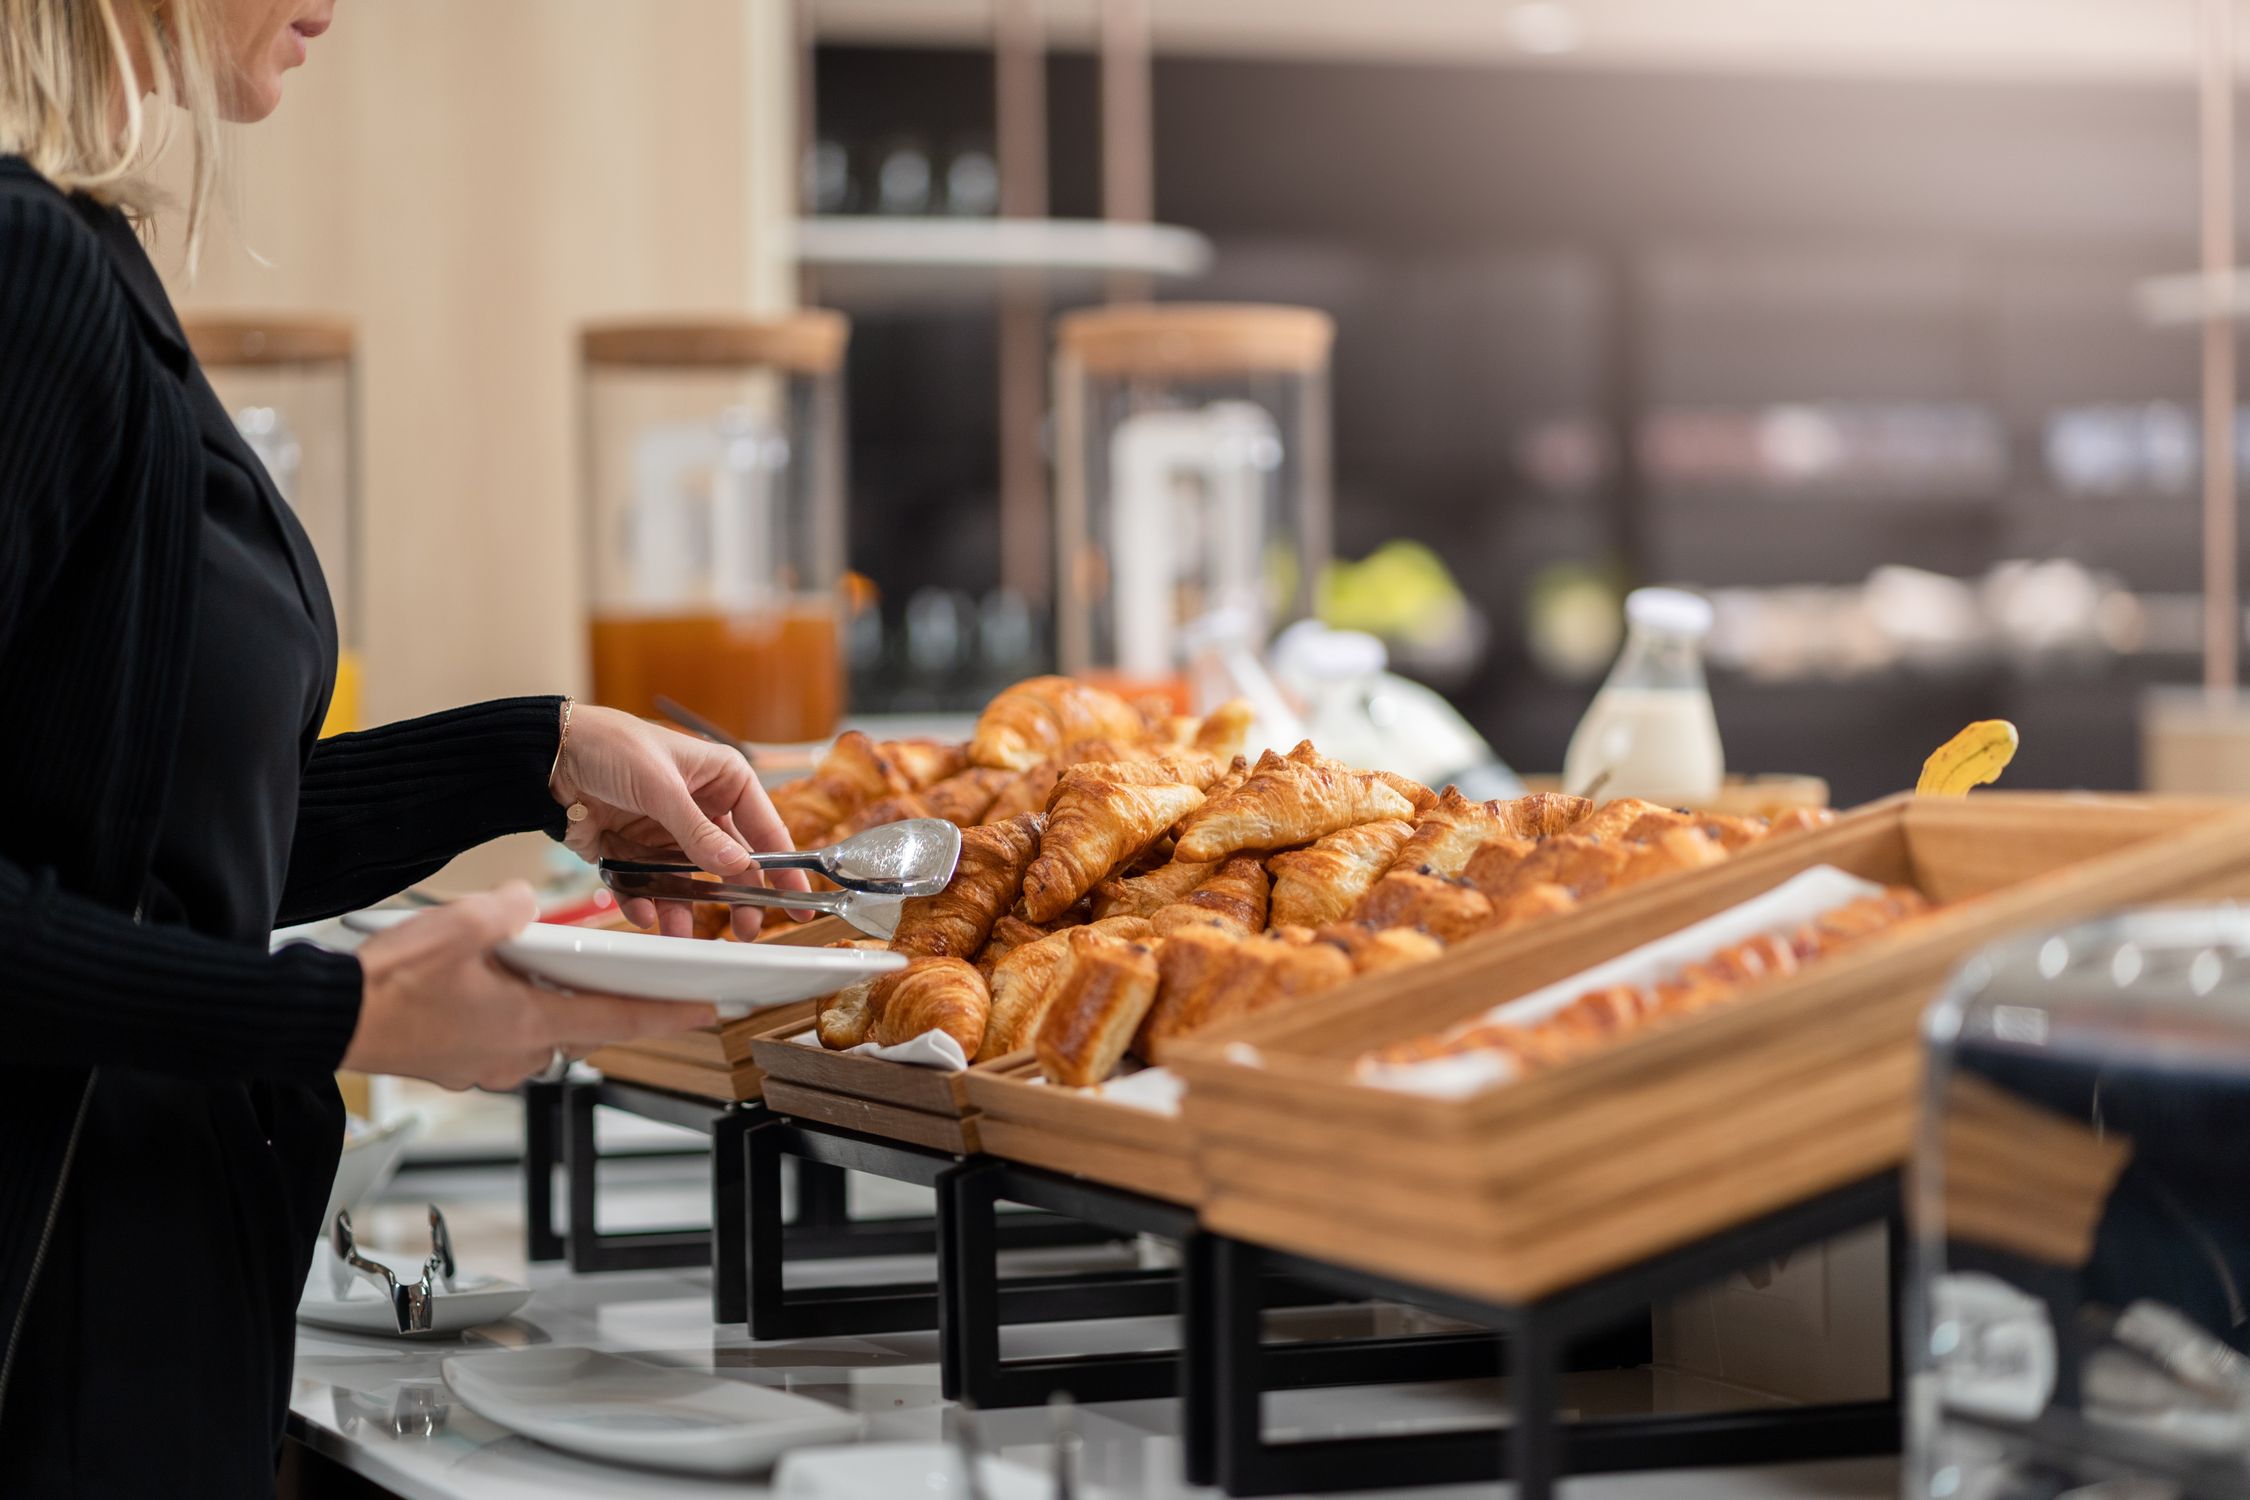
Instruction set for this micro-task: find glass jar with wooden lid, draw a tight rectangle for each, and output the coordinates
[183,315,363,735]
[1051,302,1334,713]
[580,312,850,744]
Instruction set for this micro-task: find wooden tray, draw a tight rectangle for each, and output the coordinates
[749,1015,984,1152]
[1165,793,2250,1305]
[587,914,858,1104]
[961,1054,1202,1205]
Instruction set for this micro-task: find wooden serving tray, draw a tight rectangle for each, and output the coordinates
[1164,792,2250,1305]
[586,914,859,1104]
[961,1054,1202,1205]
[749,1017,984,1152]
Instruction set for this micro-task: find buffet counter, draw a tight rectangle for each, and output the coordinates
[284,1161,1899,1500]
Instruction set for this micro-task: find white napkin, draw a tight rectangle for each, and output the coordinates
[839,1029,971,1071]
[1356,864,1887,1099]
[1028,1065,1185,1116]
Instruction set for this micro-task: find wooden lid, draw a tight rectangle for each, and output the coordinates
[1055,303,1333,377]
[581,311,850,375]
[182,314,354,366]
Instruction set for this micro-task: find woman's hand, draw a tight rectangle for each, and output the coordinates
[549,704,809,938]
[342,883,717,1090]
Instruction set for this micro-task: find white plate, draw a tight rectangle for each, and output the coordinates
[340,911,903,1016]
[297,1248,531,1339]
[442,1348,864,1475]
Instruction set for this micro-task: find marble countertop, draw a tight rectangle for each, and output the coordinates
[292,1145,1900,1500]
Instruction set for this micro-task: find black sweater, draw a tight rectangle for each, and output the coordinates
[0,159,566,1405]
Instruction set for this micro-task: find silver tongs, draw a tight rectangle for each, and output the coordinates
[597,818,962,940]
[330,1205,457,1334]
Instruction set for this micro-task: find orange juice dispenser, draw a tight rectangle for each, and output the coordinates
[580,313,850,743]
[184,316,363,735]
[1051,303,1334,712]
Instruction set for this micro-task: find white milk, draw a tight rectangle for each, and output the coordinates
[1562,686,1724,804]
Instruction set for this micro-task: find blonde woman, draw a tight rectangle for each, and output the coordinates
[0,3,806,1491]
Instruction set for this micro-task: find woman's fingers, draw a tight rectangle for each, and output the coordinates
[723,776,813,895]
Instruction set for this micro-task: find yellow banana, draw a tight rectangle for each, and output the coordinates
[1917,719,2019,797]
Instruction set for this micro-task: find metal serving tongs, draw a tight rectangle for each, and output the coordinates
[653,694,821,778]
[329,1206,457,1335]
[597,818,962,940]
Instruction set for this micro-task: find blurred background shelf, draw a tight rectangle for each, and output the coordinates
[796,215,1212,306]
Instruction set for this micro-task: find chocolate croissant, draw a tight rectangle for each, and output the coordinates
[1766,807,1837,838]
[870,956,991,1056]
[970,676,1150,771]
[1150,854,1270,940]
[1488,793,1593,840]
[1348,869,1495,944]
[1392,788,1510,879]
[1173,742,1415,862]
[1138,929,1354,1060]
[814,940,898,1050]
[1487,881,1579,933]
[889,811,1044,960]
[1460,835,1536,900]
[1032,929,1162,1086]
[979,915,1152,1062]
[1020,773,1206,923]
[1482,833,1630,903]
[1266,819,1413,929]
[772,731,909,848]
[1313,922,1447,975]
[1601,826,1729,896]
[1089,856,1219,921]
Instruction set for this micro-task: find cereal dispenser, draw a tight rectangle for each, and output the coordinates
[1052,303,1334,711]
[184,316,363,735]
[580,313,850,743]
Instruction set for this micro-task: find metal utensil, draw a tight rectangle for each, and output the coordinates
[1049,1392,1080,1500]
[597,864,907,939]
[951,1401,992,1500]
[605,818,959,900]
[329,1206,459,1335]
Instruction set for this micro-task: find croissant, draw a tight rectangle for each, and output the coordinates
[1601,826,1729,896]
[1266,819,1413,929]
[1766,807,1838,838]
[980,915,1152,1062]
[1049,752,1228,800]
[1348,869,1495,944]
[889,811,1044,960]
[814,940,898,1050]
[870,957,991,1055]
[980,737,1141,823]
[1173,742,1415,862]
[970,676,1150,771]
[773,731,908,847]
[1089,855,1219,921]
[1375,771,1440,815]
[1150,854,1270,939]
[1459,835,1536,900]
[1192,698,1255,760]
[1487,881,1579,933]
[1613,807,1695,844]
[974,914,1048,978]
[1575,798,1686,842]
[920,767,1016,828]
[1489,793,1593,841]
[1391,788,1513,879]
[1020,774,1206,923]
[882,738,970,790]
[1483,834,1631,903]
[1684,813,1770,852]
[1032,929,1163,1086]
[1313,922,1448,975]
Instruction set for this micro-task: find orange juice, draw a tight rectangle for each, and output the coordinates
[590,601,842,743]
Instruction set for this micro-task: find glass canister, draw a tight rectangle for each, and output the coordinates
[580,313,849,743]
[1913,909,2250,1500]
[183,315,362,735]
[1052,302,1334,711]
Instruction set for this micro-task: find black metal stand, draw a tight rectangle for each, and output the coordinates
[1193,1170,1907,1498]
[744,1116,1154,1341]
[942,1159,1521,1413]
[523,1077,941,1323]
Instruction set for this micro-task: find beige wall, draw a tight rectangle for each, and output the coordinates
[165,0,796,724]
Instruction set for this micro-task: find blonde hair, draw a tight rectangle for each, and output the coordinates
[0,0,223,265]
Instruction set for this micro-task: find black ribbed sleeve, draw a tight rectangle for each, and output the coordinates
[279,696,569,924]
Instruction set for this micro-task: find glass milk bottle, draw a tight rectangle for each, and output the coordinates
[1562,587,1724,804]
